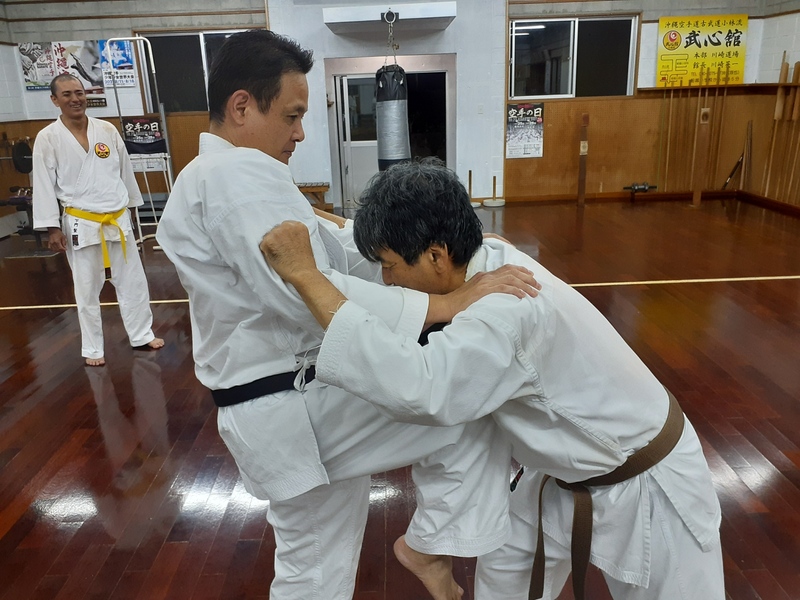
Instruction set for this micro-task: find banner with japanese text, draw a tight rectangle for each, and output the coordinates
[657,15,747,87]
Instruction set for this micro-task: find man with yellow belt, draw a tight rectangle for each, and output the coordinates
[33,73,163,366]
[260,160,725,600]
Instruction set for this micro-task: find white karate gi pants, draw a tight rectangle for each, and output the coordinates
[65,239,156,359]
[220,384,513,600]
[474,477,725,600]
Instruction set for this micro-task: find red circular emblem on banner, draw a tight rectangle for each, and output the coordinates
[663,30,682,51]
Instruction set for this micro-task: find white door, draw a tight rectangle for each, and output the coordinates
[335,75,379,210]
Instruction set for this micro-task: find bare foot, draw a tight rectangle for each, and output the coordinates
[85,357,105,367]
[393,535,463,600]
[133,338,165,351]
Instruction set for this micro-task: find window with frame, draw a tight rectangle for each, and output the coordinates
[509,17,637,100]
[141,30,244,113]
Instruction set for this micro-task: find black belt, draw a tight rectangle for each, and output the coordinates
[210,321,445,408]
[211,366,316,407]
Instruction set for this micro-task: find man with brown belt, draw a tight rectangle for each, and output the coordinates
[32,73,164,366]
[260,159,725,600]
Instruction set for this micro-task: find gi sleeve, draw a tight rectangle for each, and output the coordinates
[114,129,144,208]
[31,131,62,230]
[316,217,382,283]
[211,195,428,340]
[316,297,535,426]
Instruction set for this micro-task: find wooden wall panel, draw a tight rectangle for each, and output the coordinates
[506,97,663,201]
[504,88,785,204]
[164,112,208,179]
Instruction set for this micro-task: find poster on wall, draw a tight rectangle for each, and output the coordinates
[99,40,136,88]
[18,42,57,90]
[506,103,544,159]
[122,117,162,145]
[657,15,747,87]
[52,40,106,106]
[18,39,108,106]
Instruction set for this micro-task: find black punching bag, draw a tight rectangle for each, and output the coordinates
[376,64,411,171]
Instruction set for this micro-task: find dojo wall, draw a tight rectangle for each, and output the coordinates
[5,1,800,208]
[503,2,800,206]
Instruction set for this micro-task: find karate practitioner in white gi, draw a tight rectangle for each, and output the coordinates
[32,73,164,366]
[259,160,726,600]
[156,30,540,600]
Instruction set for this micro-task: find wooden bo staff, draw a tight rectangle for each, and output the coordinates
[708,66,721,188]
[712,64,730,188]
[763,51,789,197]
[664,82,675,192]
[676,81,687,191]
[689,66,705,195]
[783,62,800,201]
[776,62,800,199]
[692,67,714,207]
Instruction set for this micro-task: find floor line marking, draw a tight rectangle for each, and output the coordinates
[570,274,800,288]
[2,275,799,311]
[0,298,189,311]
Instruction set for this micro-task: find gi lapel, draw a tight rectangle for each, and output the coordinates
[71,117,95,199]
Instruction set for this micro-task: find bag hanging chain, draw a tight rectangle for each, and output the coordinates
[384,10,398,66]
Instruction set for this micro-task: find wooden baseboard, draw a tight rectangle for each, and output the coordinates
[737,191,800,218]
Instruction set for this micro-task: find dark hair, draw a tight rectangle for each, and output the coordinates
[50,73,82,96]
[354,158,483,267]
[207,29,314,124]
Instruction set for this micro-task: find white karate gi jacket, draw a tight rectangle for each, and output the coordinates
[156,133,429,500]
[316,238,722,587]
[32,116,142,247]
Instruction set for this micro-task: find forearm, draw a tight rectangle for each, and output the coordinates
[313,207,347,228]
[425,295,454,329]
[290,269,348,329]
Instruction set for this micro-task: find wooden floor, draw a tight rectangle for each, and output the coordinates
[1,199,799,599]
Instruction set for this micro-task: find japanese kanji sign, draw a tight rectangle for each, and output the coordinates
[657,15,747,87]
[121,117,163,145]
[506,103,544,159]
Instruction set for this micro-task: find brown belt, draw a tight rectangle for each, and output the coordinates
[529,390,685,600]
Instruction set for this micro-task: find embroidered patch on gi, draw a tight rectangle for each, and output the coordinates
[94,143,111,159]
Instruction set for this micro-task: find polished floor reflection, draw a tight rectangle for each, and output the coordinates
[1,199,799,599]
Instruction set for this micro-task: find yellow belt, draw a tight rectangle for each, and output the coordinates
[65,206,128,280]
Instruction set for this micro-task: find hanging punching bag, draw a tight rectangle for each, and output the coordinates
[376,64,411,171]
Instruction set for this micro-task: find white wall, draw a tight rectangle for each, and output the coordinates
[0,45,26,121]
[758,12,800,81]
[268,0,507,206]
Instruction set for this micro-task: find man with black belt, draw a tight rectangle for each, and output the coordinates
[156,30,539,600]
[259,159,725,600]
